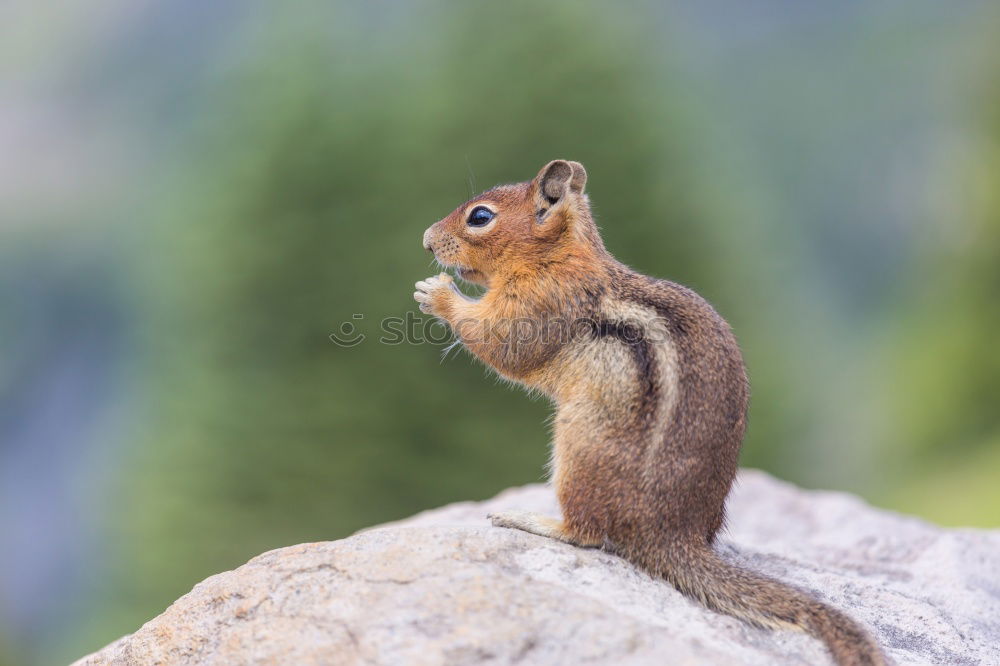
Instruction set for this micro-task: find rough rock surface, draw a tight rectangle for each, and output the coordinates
[73,470,1000,666]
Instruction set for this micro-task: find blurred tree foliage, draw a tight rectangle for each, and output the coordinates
[879,39,1000,525]
[99,0,788,633]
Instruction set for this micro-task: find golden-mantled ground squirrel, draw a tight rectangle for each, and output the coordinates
[415,160,884,666]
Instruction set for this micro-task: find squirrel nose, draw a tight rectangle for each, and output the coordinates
[422,228,434,252]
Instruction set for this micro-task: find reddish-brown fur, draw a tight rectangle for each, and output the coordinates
[415,160,885,666]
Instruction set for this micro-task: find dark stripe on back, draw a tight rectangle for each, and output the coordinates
[587,319,658,423]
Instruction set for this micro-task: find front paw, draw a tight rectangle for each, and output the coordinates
[414,272,455,315]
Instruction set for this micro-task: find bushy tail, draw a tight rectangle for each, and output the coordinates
[637,541,886,666]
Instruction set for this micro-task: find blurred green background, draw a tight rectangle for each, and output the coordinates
[1,1,998,664]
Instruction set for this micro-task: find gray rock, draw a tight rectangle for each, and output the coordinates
[72,470,1000,665]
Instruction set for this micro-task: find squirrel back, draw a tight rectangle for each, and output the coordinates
[416,160,885,666]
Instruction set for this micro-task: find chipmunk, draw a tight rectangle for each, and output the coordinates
[414,160,885,666]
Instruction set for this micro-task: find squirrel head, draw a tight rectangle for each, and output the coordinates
[422,160,604,287]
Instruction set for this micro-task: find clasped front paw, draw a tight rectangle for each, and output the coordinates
[414,273,454,314]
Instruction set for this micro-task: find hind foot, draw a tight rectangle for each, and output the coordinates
[488,510,601,548]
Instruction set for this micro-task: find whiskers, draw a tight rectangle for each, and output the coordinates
[429,256,456,278]
[464,155,477,198]
[440,338,464,362]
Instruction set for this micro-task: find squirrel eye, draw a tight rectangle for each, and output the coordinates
[466,206,495,227]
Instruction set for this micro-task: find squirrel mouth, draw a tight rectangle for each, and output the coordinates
[456,266,486,284]
[437,258,487,286]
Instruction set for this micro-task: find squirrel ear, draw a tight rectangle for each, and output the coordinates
[535,160,587,205]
